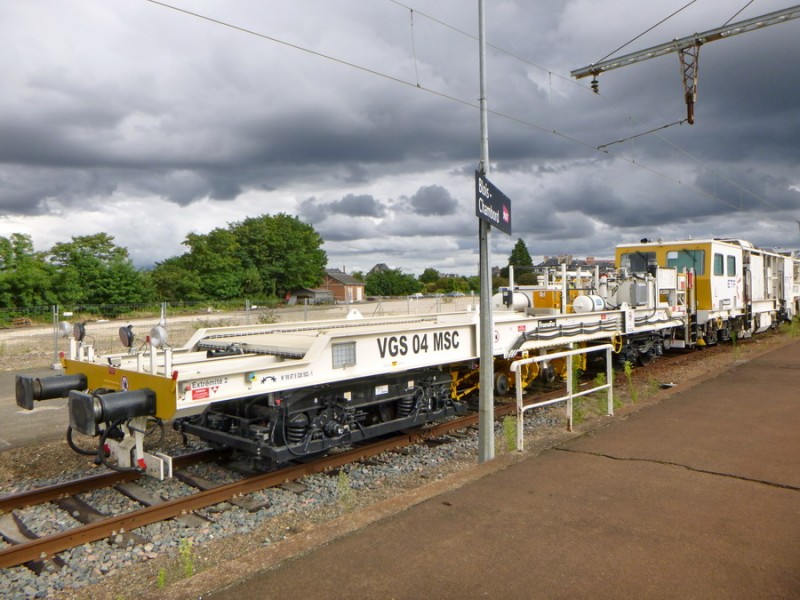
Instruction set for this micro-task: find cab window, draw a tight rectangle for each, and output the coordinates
[727,255,736,276]
[713,253,724,276]
[619,252,656,273]
[666,249,705,275]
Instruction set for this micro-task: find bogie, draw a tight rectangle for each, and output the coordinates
[174,369,466,464]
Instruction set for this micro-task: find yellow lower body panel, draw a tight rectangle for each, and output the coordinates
[62,359,178,420]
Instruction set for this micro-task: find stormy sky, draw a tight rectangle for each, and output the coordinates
[1,1,798,275]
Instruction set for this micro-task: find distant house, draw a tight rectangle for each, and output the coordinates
[323,269,365,303]
[367,263,391,276]
[288,287,334,305]
[539,256,615,272]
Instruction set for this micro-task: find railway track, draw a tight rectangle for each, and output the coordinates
[0,348,698,570]
[0,449,219,515]
[0,393,551,570]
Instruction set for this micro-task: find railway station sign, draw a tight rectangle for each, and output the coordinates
[475,171,511,235]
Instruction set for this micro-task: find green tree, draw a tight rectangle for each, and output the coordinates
[502,238,533,278]
[433,276,468,294]
[0,234,56,307]
[47,233,147,306]
[419,268,440,285]
[365,268,420,296]
[182,228,244,300]
[149,256,204,302]
[232,214,327,298]
[509,238,533,267]
[492,275,509,292]
[150,213,326,302]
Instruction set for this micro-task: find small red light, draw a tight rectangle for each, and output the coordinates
[138,458,147,469]
[59,351,65,358]
[172,370,179,380]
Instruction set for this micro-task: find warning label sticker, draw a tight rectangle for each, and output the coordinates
[192,387,210,401]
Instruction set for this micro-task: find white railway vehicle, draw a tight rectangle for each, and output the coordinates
[616,238,800,344]
[15,238,799,478]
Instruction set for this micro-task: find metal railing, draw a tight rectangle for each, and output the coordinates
[510,344,614,451]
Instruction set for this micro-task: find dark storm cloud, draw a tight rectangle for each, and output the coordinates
[314,216,379,242]
[407,185,459,216]
[0,89,477,214]
[538,175,729,230]
[0,2,479,216]
[297,197,327,222]
[0,166,120,215]
[299,194,387,222]
[513,203,597,241]
[332,194,387,218]
[694,169,800,212]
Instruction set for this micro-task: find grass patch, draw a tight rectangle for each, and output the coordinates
[179,538,195,577]
[624,360,638,404]
[569,359,585,425]
[337,470,354,509]
[730,328,743,359]
[157,568,167,589]
[258,309,277,324]
[193,317,235,330]
[502,415,517,452]
[592,371,612,414]
[572,397,586,425]
[778,316,800,338]
[153,537,197,590]
[645,377,660,398]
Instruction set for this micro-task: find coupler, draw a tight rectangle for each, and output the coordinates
[16,374,88,410]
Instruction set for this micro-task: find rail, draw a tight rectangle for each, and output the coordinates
[511,344,614,451]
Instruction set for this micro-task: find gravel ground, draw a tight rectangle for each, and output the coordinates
[0,314,795,599]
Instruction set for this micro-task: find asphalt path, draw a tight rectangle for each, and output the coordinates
[0,366,66,451]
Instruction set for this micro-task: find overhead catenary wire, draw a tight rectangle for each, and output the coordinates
[598,119,688,151]
[140,0,785,215]
[409,9,421,87]
[593,0,698,64]
[723,0,757,26]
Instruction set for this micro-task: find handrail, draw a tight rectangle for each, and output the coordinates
[510,344,614,451]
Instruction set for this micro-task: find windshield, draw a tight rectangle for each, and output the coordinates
[619,251,656,273]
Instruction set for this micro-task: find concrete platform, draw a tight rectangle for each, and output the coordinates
[203,340,800,599]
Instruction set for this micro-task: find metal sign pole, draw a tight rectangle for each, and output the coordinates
[477,0,494,463]
[52,304,59,370]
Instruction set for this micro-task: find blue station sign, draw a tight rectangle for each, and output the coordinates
[475,171,511,235]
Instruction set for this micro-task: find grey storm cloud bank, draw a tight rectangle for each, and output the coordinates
[1,1,798,273]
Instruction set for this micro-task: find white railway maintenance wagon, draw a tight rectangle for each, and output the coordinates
[16,238,798,478]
